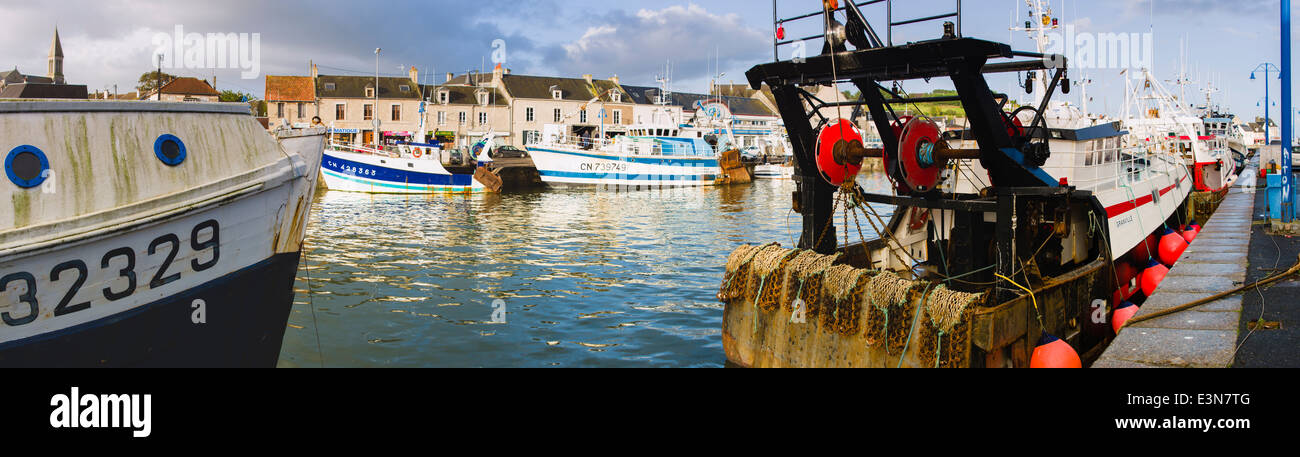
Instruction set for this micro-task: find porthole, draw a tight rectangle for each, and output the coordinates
[154,134,187,166]
[5,145,50,189]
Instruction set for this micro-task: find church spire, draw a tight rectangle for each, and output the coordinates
[48,27,64,84]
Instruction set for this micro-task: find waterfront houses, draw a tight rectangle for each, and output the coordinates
[264,65,795,151]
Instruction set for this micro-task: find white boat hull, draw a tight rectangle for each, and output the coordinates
[527,146,721,187]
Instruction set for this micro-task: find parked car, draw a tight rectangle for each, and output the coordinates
[491,145,529,159]
[446,149,465,166]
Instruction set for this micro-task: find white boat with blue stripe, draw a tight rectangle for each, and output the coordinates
[320,142,486,194]
[527,127,722,187]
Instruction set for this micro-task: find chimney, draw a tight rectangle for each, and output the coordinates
[409,66,419,84]
[311,62,318,79]
[446,72,454,83]
[583,74,593,85]
[492,64,503,87]
[610,75,619,84]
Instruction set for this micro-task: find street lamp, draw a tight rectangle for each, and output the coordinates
[1250,63,1280,148]
[374,48,381,148]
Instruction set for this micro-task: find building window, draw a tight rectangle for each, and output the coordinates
[580,109,587,123]
[611,92,621,103]
[399,85,410,92]
[523,130,540,145]
[438,111,446,125]
[363,104,373,120]
[365,87,375,98]
[439,90,449,104]
[526,107,534,122]
[297,102,305,119]
[613,111,621,124]
[478,112,487,125]
[477,92,489,106]
[552,89,562,100]
[324,82,336,91]
[391,104,401,121]
[335,104,345,120]
[276,102,284,118]
[553,108,561,122]
[459,112,466,124]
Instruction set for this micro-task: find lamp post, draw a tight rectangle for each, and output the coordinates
[1250,63,1279,149]
[374,48,381,148]
[1283,0,1294,222]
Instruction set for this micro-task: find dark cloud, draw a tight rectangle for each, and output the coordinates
[534,4,770,87]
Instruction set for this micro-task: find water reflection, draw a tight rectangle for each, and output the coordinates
[278,172,894,367]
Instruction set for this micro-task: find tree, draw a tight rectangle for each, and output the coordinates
[136,70,177,96]
[219,90,251,103]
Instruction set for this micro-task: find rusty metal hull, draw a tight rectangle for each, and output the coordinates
[721,253,1110,368]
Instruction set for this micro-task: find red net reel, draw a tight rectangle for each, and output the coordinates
[897,118,946,192]
[814,118,864,186]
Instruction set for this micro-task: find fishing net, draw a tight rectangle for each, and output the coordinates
[862,271,914,348]
[917,285,985,368]
[820,265,874,335]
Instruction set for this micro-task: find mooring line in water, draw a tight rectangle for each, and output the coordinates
[302,246,325,368]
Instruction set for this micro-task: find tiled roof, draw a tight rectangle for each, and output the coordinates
[500,74,629,102]
[316,74,421,99]
[265,75,314,101]
[420,84,508,106]
[0,82,87,99]
[160,77,219,96]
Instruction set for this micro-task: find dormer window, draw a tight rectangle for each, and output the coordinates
[399,85,410,92]
[552,89,562,100]
[477,91,489,106]
[324,82,336,91]
[611,92,621,103]
[365,87,375,98]
[438,90,449,105]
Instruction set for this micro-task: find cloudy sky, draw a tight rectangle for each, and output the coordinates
[0,0,1293,126]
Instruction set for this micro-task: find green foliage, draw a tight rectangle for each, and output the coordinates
[218,90,250,103]
[136,70,177,95]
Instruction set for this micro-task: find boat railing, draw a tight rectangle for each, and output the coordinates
[327,141,443,160]
[1045,144,1186,191]
[771,0,962,61]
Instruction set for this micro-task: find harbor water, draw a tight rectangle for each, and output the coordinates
[277,172,895,367]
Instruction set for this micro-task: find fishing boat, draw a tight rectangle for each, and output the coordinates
[1122,68,1239,193]
[718,0,1205,368]
[527,128,725,187]
[0,100,325,367]
[320,101,498,193]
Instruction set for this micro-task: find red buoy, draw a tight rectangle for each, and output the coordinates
[1183,220,1201,243]
[1130,232,1158,265]
[1112,301,1139,334]
[1158,228,1188,266]
[814,118,864,186]
[1115,259,1137,300]
[1140,259,1169,296]
[1030,333,1082,368]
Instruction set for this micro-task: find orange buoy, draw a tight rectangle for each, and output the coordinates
[1112,301,1139,334]
[1030,333,1082,368]
[1158,228,1188,266]
[1140,259,1169,296]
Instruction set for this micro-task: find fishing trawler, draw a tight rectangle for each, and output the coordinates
[528,126,727,187]
[0,100,325,367]
[718,0,1203,368]
[320,101,498,193]
[1122,69,1239,193]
